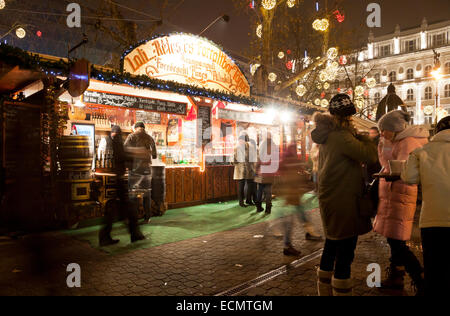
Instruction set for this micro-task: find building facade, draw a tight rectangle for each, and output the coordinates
[336,18,450,125]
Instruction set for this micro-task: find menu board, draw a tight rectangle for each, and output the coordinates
[135,111,161,125]
[3,103,41,179]
[83,90,187,115]
[197,106,211,146]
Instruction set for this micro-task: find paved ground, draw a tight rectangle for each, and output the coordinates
[0,202,422,296]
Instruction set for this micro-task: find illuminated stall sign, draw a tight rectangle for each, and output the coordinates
[217,108,274,126]
[123,33,250,97]
[83,90,187,115]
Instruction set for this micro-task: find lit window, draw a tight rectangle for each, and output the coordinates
[445,84,450,98]
[424,86,433,100]
[424,65,432,77]
[389,71,397,82]
[407,89,414,101]
[406,68,414,80]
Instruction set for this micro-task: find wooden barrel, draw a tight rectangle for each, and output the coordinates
[151,166,166,202]
[58,136,93,171]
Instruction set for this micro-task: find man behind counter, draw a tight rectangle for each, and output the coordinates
[125,122,157,223]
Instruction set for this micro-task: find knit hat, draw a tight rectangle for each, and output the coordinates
[111,125,122,134]
[329,94,356,117]
[436,116,450,133]
[378,110,410,132]
[134,121,145,129]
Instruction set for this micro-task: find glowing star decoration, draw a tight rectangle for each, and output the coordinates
[268,72,277,82]
[327,47,338,60]
[0,0,5,10]
[313,19,329,31]
[423,105,434,115]
[287,0,296,8]
[355,85,365,96]
[16,27,26,39]
[296,84,306,97]
[250,64,261,76]
[278,51,285,59]
[366,77,377,88]
[256,24,263,38]
[314,98,321,106]
[262,0,276,10]
[324,82,330,90]
[321,99,329,108]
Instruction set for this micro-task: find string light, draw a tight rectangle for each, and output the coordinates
[268,72,277,82]
[313,19,329,31]
[287,0,296,8]
[261,0,276,10]
[296,84,306,97]
[423,105,434,115]
[367,77,377,88]
[314,98,321,106]
[278,51,285,59]
[16,27,26,39]
[355,85,364,96]
[323,82,330,90]
[327,47,338,59]
[0,0,5,10]
[250,64,261,76]
[321,99,329,108]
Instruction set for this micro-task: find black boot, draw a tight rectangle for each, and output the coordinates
[265,203,272,214]
[99,230,120,247]
[255,202,264,212]
[239,201,248,207]
[381,264,405,290]
[283,245,301,256]
[130,230,146,243]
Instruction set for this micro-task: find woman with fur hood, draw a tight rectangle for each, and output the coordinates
[311,94,378,296]
[375,110,429,295]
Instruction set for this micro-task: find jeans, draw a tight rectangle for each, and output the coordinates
[238,179,256,203]
[256,183,272,205]
[320,237,358,279]
[283,204,310,246]
[245,179,257,204]
[387,238,423,279]
[421,227,450,296]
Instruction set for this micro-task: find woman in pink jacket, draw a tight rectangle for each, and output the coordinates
[374,110,429,295]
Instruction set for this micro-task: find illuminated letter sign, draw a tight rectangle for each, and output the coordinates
[122,34,250,97]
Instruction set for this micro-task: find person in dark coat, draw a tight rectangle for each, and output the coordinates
[99,125,145,246]
[124,122,157,222]
[375,84,408,122]
[312,94,378,296]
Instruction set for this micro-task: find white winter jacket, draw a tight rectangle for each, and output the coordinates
[401,129,450,228]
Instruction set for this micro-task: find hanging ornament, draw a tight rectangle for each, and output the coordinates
[286,61,293,70]
[268,72,277,82]
[296,84,306,97]
[348,89,353,95]
[327,47,338,59]
[287,0,296,8]
[361,77,366,83]
[355,85,364,96]
[256,24,263,38]
[364,90,369,97]
[339,55,347,65]
[15,27,26,39]
[314,98,321,106]
[321,99,329,108]
[262,0,276,10]
[337,88,341,92]
[366,77,377,88]
[333,10,345,23]
[278,51,285,59]
[321,92,326,98]
[324,82,330,90]
[250,64,261,76]
[313,19,329,31]
[287,49,292,55]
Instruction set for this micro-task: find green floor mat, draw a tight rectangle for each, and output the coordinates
[63,193,319,255]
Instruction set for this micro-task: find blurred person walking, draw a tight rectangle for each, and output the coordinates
[255,132,279,214]
[401,116,450,296]
[311,94,378,296]
[98,125,145,246]
[375,110,429,295]
[279,144,323,256]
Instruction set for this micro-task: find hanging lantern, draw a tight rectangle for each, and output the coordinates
[262,0,276,10]
[366,77,377,88]
[15,27,26,39]
[268,72,277,82]
[355,85,364,96]
[314,98,321,106]
[256,24,263,38]
[321,99,329,108]
[287,0,296,8]
[327,47,338,59]
[296,84,306,97]
[278,51,285,59]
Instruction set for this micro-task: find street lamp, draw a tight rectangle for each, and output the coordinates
[431,49,442,125]
[198,14,230,36]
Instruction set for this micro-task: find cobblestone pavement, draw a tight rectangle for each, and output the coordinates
[0,204,422,296]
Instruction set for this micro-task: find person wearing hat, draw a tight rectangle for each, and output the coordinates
[401,116,450,296]
[99,125,145,246]
[311,94,378,296]
[375,110,429,295]
[125,122,157,223]
[375,83,408,122]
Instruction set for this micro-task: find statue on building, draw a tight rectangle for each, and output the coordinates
[375,83,407,121]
